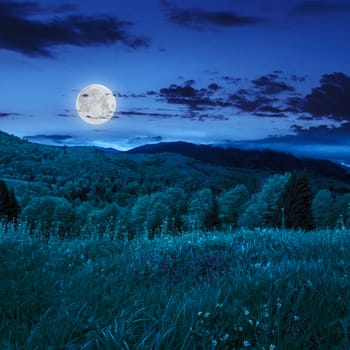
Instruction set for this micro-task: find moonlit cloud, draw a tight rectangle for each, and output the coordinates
[301,72,350,120]
[161,0,262,29]
[0,1,149,57]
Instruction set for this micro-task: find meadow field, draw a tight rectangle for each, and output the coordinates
[1,223,350,349]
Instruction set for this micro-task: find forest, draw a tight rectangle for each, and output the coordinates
[0,130,349,239]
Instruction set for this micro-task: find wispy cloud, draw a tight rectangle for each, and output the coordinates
[24,134,74,144]
[0,112,21,118]
[0,1,149,57]
[161,0,262,29]
[252,74,295,94]
[292,1,350,15]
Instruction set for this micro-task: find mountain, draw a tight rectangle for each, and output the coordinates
[127,141,350,181]
[1,130,349,195]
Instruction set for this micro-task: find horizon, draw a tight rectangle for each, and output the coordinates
[0,0,349,161]
[3,129,350,168]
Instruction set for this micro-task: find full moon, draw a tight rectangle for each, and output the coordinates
[76,84,116,125]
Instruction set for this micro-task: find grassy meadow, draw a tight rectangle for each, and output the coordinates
[1,223,350,349]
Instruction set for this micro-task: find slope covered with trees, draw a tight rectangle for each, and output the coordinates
[0,131,349,238]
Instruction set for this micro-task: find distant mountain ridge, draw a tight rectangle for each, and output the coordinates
[127,141,350,181]
[0,130,348,184]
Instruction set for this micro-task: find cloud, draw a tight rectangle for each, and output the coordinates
[0,112,21,118]
[127,136,163,145]
[252,74,295,94]
[292,1,350,15]
[117,92,147,98]
[267,123,350,145]
[53,4,79,13]
[302,72,350,120]
[161,0,262,29]
[157,72,301,118]
[221,76,243,84]
[0,1,149,57]
[24,134,73,143]
[118,110,177,119]
[290,74,307,82]
[284,96,305,113]
[0,1,42,16]
[229,92,288,117]
[159,82,231,109]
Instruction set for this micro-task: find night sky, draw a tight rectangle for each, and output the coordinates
[0,0,350,162]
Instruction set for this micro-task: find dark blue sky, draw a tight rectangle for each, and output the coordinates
[0,0,350,162]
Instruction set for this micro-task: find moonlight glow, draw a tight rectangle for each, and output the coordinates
[76,84,116,125]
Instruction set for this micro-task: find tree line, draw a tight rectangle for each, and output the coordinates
[1,171,349,239]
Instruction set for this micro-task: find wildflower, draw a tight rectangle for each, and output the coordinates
[269,345,276,350]
[204,312,210,318]
[255,320,260,326]
[244,309,250,316]
[238,326,243,332]
[221,333,229,341]
[198,311,203,316]
[276,302,282,310]
[248,319,254,325]
[216,303,223,308]
[211,339,217,347]
[243,340,251,347]
[264,312,270,318]
[293,315,299,321]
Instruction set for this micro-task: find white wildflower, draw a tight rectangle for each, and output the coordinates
[269,345,276,350]
[243,340,251,347]
[276,302,282,310]
[198,311,203,316]
[248,319,254,325]
[244,309,250,316]
[293,315,299,321]
[204,312,210,318]
[211,339,217,347]
[238,326,243,332]
[221,333,229,341]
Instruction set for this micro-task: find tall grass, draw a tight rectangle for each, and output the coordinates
[1,223,350,349]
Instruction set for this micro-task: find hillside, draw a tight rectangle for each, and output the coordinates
[128,141,350,182]
[1,130,350,238]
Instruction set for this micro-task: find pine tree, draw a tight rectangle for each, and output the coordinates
[205,188,219,229]
[277,172,314,231]
[7,190,20,221]
[0,180,10,221]
[0,180,20,222]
